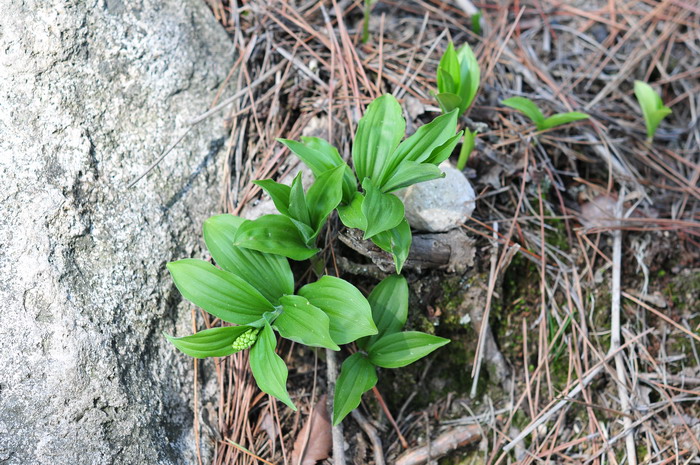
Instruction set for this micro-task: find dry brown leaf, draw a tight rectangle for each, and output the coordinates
[290,394,332,465]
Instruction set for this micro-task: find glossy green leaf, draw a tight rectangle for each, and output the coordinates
[369,275,409,337]
[370,218,411,273]
[361,178,404,239]
[235,215,319,261]
[288,172,311,226]
[436,92,462,114]
[275,295,340,350]
[380,161,444,193]
[165,325,250,359]
[306,165,345,230]
[456,43,480,114]
[437,42,460,94]
[333,353,378,426]
[424,132,462,166]
[379,110,459,186]
[278,137,342,174]
[203,214,294,304]
[541,112,589,130]
[368,331,450,368]
[297,276,377,345]
[337,192,367,230]
[253,179,291,216]
[352,94,405,182]
[250,322,296,410]
[634,80,672,141]
[167,259,275,325]
[501,97,545,127]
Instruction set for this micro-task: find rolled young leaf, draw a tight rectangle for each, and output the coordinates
[167,259,275,325]
[352,94,405,182]
[367,331,450,368]
[203,214,294,304]
[275,295,340,350]
[361,178,404,239]
[234,215,319,261]
[437,42,460,95]
[456,43,480,114]
[250,322,297,410]
[333,353,378,426]
[288,172,311,226]
[634,80,672,141]
[165,325,250,359]
[297,276,377,345]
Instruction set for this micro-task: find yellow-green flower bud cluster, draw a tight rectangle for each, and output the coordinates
[232,328,260,352]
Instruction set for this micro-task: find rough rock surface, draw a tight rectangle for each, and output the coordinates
[0,1,233,463]
[397,163,476,232]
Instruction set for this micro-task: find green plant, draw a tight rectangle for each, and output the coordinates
[501,97,589,131]
[634,80,672,142]
[361,0,375,44]
[280,94,462,272]
[436,42,480,116]
[333,274,448,424]
[164,94,454,426]
[471,11,482,36]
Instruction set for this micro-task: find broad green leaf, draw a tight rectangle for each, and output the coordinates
[167,259,275,325]
[165,325,250,359]
[297,276,377,345]
[379,110,459,186]
[278,137,342,174]
[235,215,319,261]
[380,161,444,193]
[337,192,367,230]
[352,94,405,182]
[436,92,462,114]
[253,179,291,216]
[370,218,411,273]
[437,42,460,94]
[333,353,378,426]
[361,178,404,239]
[424,132,462,166]
[634,80,672,141]
[250,322,296,410]
[456,43,480,114]
[541,112,589,131]
[275,295,340,350]
[368,331,450,368]
[301,137,358,204]
[369,275,409,338]
[306,165,345,230]
[203,214,294,304]
[288,172,311,226]
[501,97,545,127]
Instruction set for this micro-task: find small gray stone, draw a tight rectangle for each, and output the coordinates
[397,163,476,232]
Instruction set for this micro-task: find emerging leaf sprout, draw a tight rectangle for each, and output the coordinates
[634,80,672,142]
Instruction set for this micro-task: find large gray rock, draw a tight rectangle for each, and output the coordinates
[0,1,233,463]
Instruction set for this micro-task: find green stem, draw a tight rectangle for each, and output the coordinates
[362,0,372,44]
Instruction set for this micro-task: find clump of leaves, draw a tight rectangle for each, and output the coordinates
[436,42,480,116]
[501,97,589,131]
[332,275,449,425]
[164,94,454,425]
[634,80,672,142]
[281,94,462,272]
